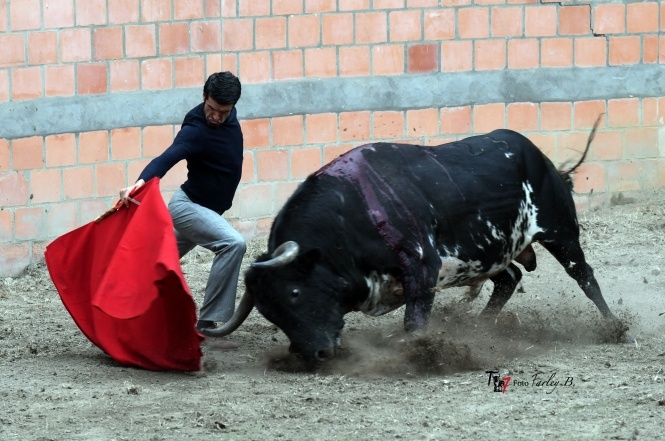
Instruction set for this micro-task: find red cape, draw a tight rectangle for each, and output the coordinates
[45,178,203,371]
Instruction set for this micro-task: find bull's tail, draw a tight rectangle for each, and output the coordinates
[559,114,603,191]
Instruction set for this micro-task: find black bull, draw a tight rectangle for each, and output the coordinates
[203,123,624,362]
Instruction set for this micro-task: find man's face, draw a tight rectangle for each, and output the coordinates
[203,95,234,128]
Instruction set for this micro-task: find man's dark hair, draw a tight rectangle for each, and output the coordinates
[203,72,241,105]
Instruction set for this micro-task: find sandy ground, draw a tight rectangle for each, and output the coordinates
[1,189,665,441]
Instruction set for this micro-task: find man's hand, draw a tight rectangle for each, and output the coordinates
[119,179,145,207]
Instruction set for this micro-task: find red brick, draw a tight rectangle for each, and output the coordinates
[473,103,505,133]
[239,52,270,84]
[644,35,658,64]
[256,17,287,50]
[304,113,336,144]
[0,71,7,103]
[559,5,591,36]
[608,98,639,128]
[47,201,78,237]
[642,97,665,126]
[573,101,606,129]
[160,161,187,191]
[609,36,641,66]
[441,41,472,72]
[11,67,42,101]
[373,111,405,139]
[14,207,45,240]
[588,131,622,161]
[407,108,438,137]
[240,151,255,183]
[541,38,573,68]
[10,0,41,30]
[0,210,11,242]
[93,27,123,60]
[127,159,150,185]
[356,12,388,44]
[241,119,270,149]
[340,111,371,142]
[340,46,371,77]
[175,57,205,88]
[305,47,337,78]
[273,115,304,146]
[111,128,142,160]
[440,106,472,135]
[272,51,304,81]
[627,2,659,33]
[78,63,107,95]
[389,10,421,42]
[525,5,556,37]
[12,137,43,170]
[507,102,538,132]
[323,144,355,164]
[238,0,269,16]
[323,13,353,46]
[110,60,140,92]
[289,15,320,48]
[30,169,62,203]
[0,34,25,68]
[28,32,58,65]
[44,0,75,29]
[206,54,222,75]
[492,7,522,37]
[475,40,506,71]
[159,23,189,55]
[142,59,172,90]
[291,147,322,179]
[126,25,156,58]
[574,37,607,67]
[0,243,31,277]
[541,102,572,131]
[0,1,5,32]
[238,184,271,218]
[306,0,336,13]
[76,0,107,25]
[45,134,76,167]
[340,0,370,11]
[424,9,455,40]
[408,44,438,73]
[143,125,174,157]
[372,44,405,75]
[257,150,288,181]
[558,132,592,164]
[0,172,29,206]
[624,128,659,159]
[191,21,222,52]
[108,0,139,24]
[508,39,539,70]
[409,0,438,6]
[142,0,171,21]
[79,131,109,164]
[95,163,126,197]
[458,7,489,39]
[573,163,606,194]
[375,0,404,8]
[592,4,625,34]
[61,29,92,62]
[528,134,555,160]
[0,139,8,171]
[45,65,75,97]
[64,166,94,199]
[175,0,203,19]
[222,19,253,51]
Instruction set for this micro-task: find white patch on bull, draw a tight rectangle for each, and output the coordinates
[505,152,514,158]
[436,254,485,287]
[568,261,576,268]
[359,272,405,316]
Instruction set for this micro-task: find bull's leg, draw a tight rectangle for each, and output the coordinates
[404,290,435,333]
[540,240,617,320]
[480,263,522,318]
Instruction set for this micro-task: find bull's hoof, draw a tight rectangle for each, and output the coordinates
[620,332,636,344]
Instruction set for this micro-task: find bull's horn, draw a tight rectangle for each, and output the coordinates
[199,291,254,337]
[251,241,299,268]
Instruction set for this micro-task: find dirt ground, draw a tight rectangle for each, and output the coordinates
[1,189,664,441]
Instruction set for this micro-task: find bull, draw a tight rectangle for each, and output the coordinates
[203,118,625,362]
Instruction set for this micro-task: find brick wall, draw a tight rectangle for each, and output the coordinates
[0,0,663,276]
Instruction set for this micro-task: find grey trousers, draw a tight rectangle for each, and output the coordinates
[168,189,246,323]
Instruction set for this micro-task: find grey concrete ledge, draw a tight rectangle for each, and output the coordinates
[1,65,663,140]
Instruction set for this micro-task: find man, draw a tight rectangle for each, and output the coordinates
[119,72,245,350]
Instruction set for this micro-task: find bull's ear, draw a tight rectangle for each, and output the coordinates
[295,248,321,274]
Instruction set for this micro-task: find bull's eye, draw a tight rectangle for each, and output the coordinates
[291,288,300,299]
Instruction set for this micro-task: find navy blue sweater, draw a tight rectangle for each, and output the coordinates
[139,103,244,214]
